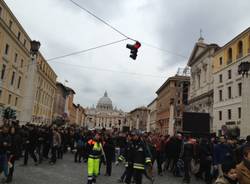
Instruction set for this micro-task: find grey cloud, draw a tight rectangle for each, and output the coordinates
[6,0,250,112]
[157,0,250,69]
[55,0,127,22]
[81,86,97,94]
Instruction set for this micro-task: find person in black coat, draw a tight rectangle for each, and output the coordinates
[196,138,213,184]
[182,137,194,184]
[6,126,18,183]
[0,125,11,181]
[23,126,38,166]
[104,135,115,176]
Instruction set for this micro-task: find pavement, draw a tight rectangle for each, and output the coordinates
[1,154,201,184]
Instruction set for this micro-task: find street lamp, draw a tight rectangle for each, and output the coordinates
[238,61,250,77]
[30,40,41,56]
[238,61,250,138]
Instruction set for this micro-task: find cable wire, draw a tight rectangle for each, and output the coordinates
[69,0,129,39]
[47,38,128,61]
[51,61,166,79]
[67,0,188,59]
[141,41,188,59]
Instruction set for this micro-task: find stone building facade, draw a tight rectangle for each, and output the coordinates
[127,106,149,131]
[147,98,157,132]
[64,87,76,124]
[213,27,250,137]
[75,104,85,126]
[53,83,68,119]
[0,0,57,124]
[0,0,32,122]
[31,53,57,124]
[187,37,220,132]
[156,75,190,135]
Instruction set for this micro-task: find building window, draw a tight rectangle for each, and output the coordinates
[227,48,233,64]
[11,71,15,85]
[219,74,223,83]
[17,76,21,88]
[9,20,13,29]
[228,109,232,120]
[237,41,243,58]
[238,83,242,96]
[178,92,181,98]
[4,44,9,55]
[23,39,26,47]
[177,110,180,117]
[219,90,223,101]
[198,74,201,88]
[219,57,223,65]
[17,32,21,40]
[228,86,232,99]
[0,7,2,18]
[8,94,12,104]
[228,70,232,79]
[15,97,18,106]
[219,111,222,121]
[1,64,6,80]
[14,53,18,63]
[21,59,24,68]
[238,107,241,119]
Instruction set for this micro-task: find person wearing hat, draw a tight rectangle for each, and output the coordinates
[215,161,238,184]
[236,146,250,184]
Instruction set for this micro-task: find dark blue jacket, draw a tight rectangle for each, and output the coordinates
[213,143,234,165]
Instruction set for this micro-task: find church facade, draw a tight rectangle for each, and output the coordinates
[84,91,127,130]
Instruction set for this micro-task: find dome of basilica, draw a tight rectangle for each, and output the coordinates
[96,91,113,111]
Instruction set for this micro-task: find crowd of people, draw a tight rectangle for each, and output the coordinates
[0,121,250,184]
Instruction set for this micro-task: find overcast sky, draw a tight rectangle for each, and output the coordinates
[6,0,250,111]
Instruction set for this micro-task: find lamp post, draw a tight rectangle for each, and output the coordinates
[20,40,40,124]
[30,40,41,56]
[238,62,250,77]
[238,61,250,138]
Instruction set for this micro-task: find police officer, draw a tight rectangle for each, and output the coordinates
[86,132,105,184]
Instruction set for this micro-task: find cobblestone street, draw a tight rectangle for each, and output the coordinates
[2,154,201,184]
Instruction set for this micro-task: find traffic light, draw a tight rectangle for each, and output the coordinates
[126,41,141,60]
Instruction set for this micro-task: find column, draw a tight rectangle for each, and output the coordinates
[146,110,150,132]
[168,98,175,136]
[241,76,250,137]
[20,55,38,123]
[136,116,139,130]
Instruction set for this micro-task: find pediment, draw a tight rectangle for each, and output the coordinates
[187,42,207,66]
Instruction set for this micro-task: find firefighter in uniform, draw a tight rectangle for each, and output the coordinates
[118,133,134,182]
[86,132,104,184]
[120,131,152,184]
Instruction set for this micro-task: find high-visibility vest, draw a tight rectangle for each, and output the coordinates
[88,139,102,159]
